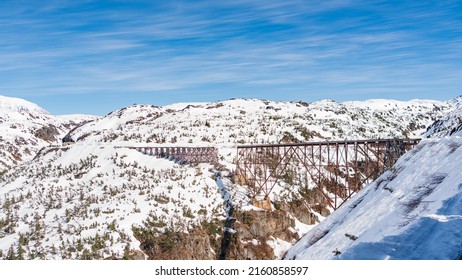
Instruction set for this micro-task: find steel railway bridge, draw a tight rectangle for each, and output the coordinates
[118,138,420,210]
[120,146,219,164]
[235,139,420,209]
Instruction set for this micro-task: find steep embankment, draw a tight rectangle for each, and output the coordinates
[285,137,462,260]
[424,96,462,138]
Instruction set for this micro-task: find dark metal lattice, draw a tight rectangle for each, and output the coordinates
[119,146,219,165]
[236,139,420,209]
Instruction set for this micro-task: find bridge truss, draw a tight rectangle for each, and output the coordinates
[122,146,218,165]
[236,139,420,209]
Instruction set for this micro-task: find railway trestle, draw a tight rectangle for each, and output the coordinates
[119,146,219,165]
[236,139,420,209]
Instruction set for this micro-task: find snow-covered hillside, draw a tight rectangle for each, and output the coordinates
[0,96,459,259]
[70,98,451,145]
[66,98,452,171]
[424,96,462,138]
[0,143,225,259]
[285,137,462,260]
[0,95,98,171]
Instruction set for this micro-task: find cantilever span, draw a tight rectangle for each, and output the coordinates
[118,146,219,165]
[236,138,420,210]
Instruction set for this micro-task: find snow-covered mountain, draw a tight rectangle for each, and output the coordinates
[424,96,462,138]
[69,98,451,145]
[0,96,459,259]
[65,98,452,173]
[0,95,98,171]
[285,136,462,260]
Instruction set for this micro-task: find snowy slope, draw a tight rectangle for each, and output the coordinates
[285,137,462,260]
[71,98,451,144]
[424,96,462,138]
[0,95,50,120]
[0,96,458,259]
[0,143,225,259]
[0,95,98,171]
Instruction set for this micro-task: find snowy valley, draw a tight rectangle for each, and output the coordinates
[0,95,461,260]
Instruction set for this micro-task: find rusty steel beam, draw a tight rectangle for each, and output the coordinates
[236,138,420,209]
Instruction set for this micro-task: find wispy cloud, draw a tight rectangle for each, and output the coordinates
[0,0,461,114]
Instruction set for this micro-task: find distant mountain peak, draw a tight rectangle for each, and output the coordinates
[0,95,50,117]
[0,95,98,171]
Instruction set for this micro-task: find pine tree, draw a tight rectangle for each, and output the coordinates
[19,233,28,246]
[80,249,92,260]
[51,244,57,255]
[77,238,83,252]
[123,243,131,260]
[17,244,25,260]
[6,245,16,260]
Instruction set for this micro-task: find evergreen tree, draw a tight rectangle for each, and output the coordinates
[51,244,57,255]
[17,244,25,260]
[123,243,131,260]
[6,245,16,260]
[77,239,83,252]
[80,249,92,260]
[18,233,28,246]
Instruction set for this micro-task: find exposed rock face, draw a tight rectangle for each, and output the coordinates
[226,210,300,260]
[140,231,215,260]
[34,125,60,142]
[278,188,331,224]
[133,209,306,260]
[134,222,222,260]
[285,203,320,225]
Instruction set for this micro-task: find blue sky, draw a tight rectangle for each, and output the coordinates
[0,0,461,115]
